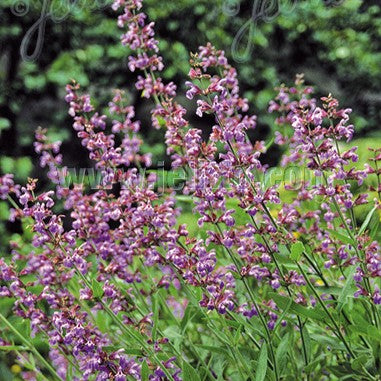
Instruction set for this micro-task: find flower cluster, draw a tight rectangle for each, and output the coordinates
[0,173,20,199]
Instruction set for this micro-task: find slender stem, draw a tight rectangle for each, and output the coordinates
[7,195,20,210]
[373,157,381,201]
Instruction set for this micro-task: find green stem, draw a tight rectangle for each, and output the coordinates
[373,157,381,201]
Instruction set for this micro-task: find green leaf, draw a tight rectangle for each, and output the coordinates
[124,348,144,356]
[255,342,267,381]
[91,279,104,299]
[0,156,15,173]
[351,354,369,371]
[326,229,354,246]
[209,326,231,346]
[94,311,111,333]
[102,346,143,356]
[303,327,311,364]
[328,364,354,377]
[269,293,326,322]
[370,216,379,241]
[304,354,325,373]
[265,135,275,150]
[181,304,195,332]
[336,267,356,312]
[309,334,345,351]
[0,363,13,380]
[152,294,159,342]
[122,323,147,345]
[0,201,9,220]
[141,360,149,381]
[225,314,266,338]
[358,206,377,235]
[366,325,381,341]
[195,344,230,357]
[290,242,304,261]
[348,321,381,341]
[278,244,290,257]
[233,324,242,346]
[28,353,36,367]
[0,345,28,351]
[182,361,201,381]
[275,334,289,375]
[273,298,292,332]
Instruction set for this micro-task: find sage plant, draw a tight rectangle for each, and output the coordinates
[0,0,380,380]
